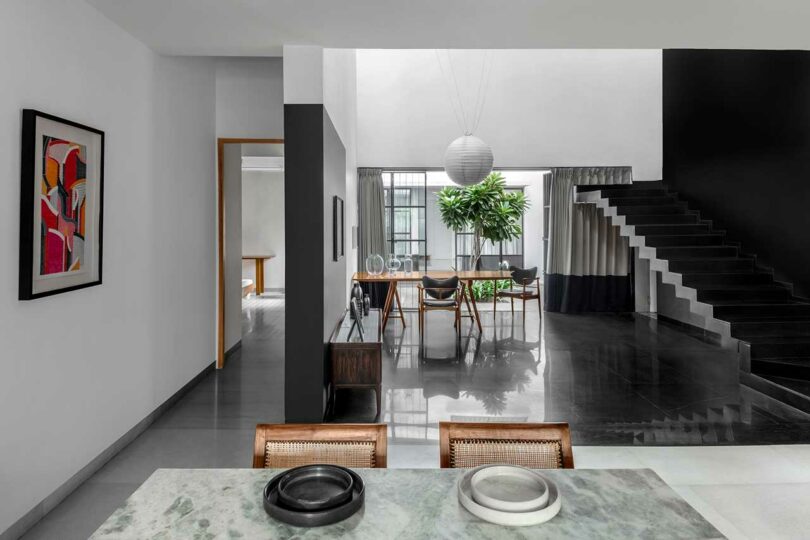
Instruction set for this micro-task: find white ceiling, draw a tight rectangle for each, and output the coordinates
[88,0,810,56]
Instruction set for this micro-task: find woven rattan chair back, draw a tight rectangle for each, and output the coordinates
[253,423,387,468]
[439,422,574,469]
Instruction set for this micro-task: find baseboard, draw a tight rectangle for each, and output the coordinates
[225,339,242,361]
[1,360,215,540]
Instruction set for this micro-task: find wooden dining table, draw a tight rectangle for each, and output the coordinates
[243,254,275,296]
[90,468,723,539]
[353,270,512,333]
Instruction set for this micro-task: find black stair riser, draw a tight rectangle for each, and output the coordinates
[644,235,726,247]
[601,189,670,198]
[616,205,688,216]
[749,342,810,358]
[633,224,711,235]
[752,360,810,380]
[657,246,738,259]
[682,273,774,287]
[699,289,791,303]
[576,182,664,193]
[624,214,699,225]
[732,322,810,338]
[668,258,754,273]
[721,314,810,322]
[608,196,679,206]
[713,304,810,319]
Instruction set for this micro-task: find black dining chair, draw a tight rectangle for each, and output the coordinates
[417,276,463,339]
[494,266,541,319]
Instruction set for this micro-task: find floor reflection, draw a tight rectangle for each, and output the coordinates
[332,308,810,445]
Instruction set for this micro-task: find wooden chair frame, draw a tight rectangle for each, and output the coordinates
[417,284,464,339]
[494,276,542,317]
[253,423,388,468]
[438,421,574,469]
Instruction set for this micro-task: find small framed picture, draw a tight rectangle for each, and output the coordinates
[19,110,105,300]
[333,196,344,261]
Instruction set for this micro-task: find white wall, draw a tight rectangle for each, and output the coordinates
[242,170,285,290]
[357,49,662,180]
[0,1,216,534]
[323,49,359,286]
[215,57,284,138]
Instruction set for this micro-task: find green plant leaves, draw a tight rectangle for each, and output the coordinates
[436,172,530,246]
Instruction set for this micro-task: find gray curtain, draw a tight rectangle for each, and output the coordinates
[545,167,633,312]
[358,168,390,307]
[358,168,389,265]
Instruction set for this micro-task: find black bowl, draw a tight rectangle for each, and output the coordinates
[263,467,365,527]
[276,465,354,511]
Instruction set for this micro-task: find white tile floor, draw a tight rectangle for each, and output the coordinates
[387,443,810,540]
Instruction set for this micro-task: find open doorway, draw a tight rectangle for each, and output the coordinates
[216,138,284,368]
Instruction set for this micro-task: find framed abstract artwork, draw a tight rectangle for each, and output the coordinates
[333,195,344,261]
[19,110,105,300]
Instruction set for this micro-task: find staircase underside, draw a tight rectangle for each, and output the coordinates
[576,181,810,413]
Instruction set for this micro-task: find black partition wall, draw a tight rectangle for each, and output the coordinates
[284,104,347,422]
[663,49,810,297]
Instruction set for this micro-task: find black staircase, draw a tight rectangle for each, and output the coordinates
[576,181,810,412]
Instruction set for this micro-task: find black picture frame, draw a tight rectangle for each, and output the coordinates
[333,195,344,261]
[19,109,105,300]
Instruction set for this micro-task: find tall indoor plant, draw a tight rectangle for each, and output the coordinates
[437,172,529,270]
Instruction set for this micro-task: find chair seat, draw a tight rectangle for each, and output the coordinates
[497,288,539,298]
[423,298,456,308]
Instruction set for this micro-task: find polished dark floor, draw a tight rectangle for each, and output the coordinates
[333,305,810,445]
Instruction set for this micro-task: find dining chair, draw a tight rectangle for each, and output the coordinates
[253,423,388,468]
[438,422,574,469]
[493,266,541,318]
[417,275,463,339]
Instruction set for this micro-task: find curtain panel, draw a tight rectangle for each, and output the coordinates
[358,168,390,308]
[545,167,633,313]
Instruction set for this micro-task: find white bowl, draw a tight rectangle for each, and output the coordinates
[458,466,562,527]
[470,465,549,512]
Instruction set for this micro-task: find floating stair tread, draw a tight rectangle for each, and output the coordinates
[744,336,810,345]
[753,357,810,366]
[759,375,810,396]
[698,284,790,291]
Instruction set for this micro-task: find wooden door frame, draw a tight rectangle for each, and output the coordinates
[217,137,284,368]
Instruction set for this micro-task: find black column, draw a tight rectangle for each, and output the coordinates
[284,104,347,422]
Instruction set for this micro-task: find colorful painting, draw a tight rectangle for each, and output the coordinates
[40,136,87,275]
[20,110,104,300]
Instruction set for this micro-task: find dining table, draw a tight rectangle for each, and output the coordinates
[90,467,724,539]
[243,254,275,296]
[353,270,513,333]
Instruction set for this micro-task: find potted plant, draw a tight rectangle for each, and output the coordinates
[437,172,529,271]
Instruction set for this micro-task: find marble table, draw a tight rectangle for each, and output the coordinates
[91,468,724,539]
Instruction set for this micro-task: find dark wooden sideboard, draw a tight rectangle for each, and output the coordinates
[328,309,382,420]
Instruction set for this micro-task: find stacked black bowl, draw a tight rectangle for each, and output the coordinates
[263,465,365,527]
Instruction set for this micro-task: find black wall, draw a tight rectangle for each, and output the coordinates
[284,104,347,423]
[663,49,810,297]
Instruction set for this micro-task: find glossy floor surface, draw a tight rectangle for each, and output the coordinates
[19,295,810,539]
[334,302,810,446]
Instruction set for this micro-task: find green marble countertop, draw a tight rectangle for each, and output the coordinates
[91,468,724,539]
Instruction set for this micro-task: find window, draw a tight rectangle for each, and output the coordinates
[383,172,427,269]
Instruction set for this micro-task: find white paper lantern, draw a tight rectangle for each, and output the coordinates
[444,135,494,186]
